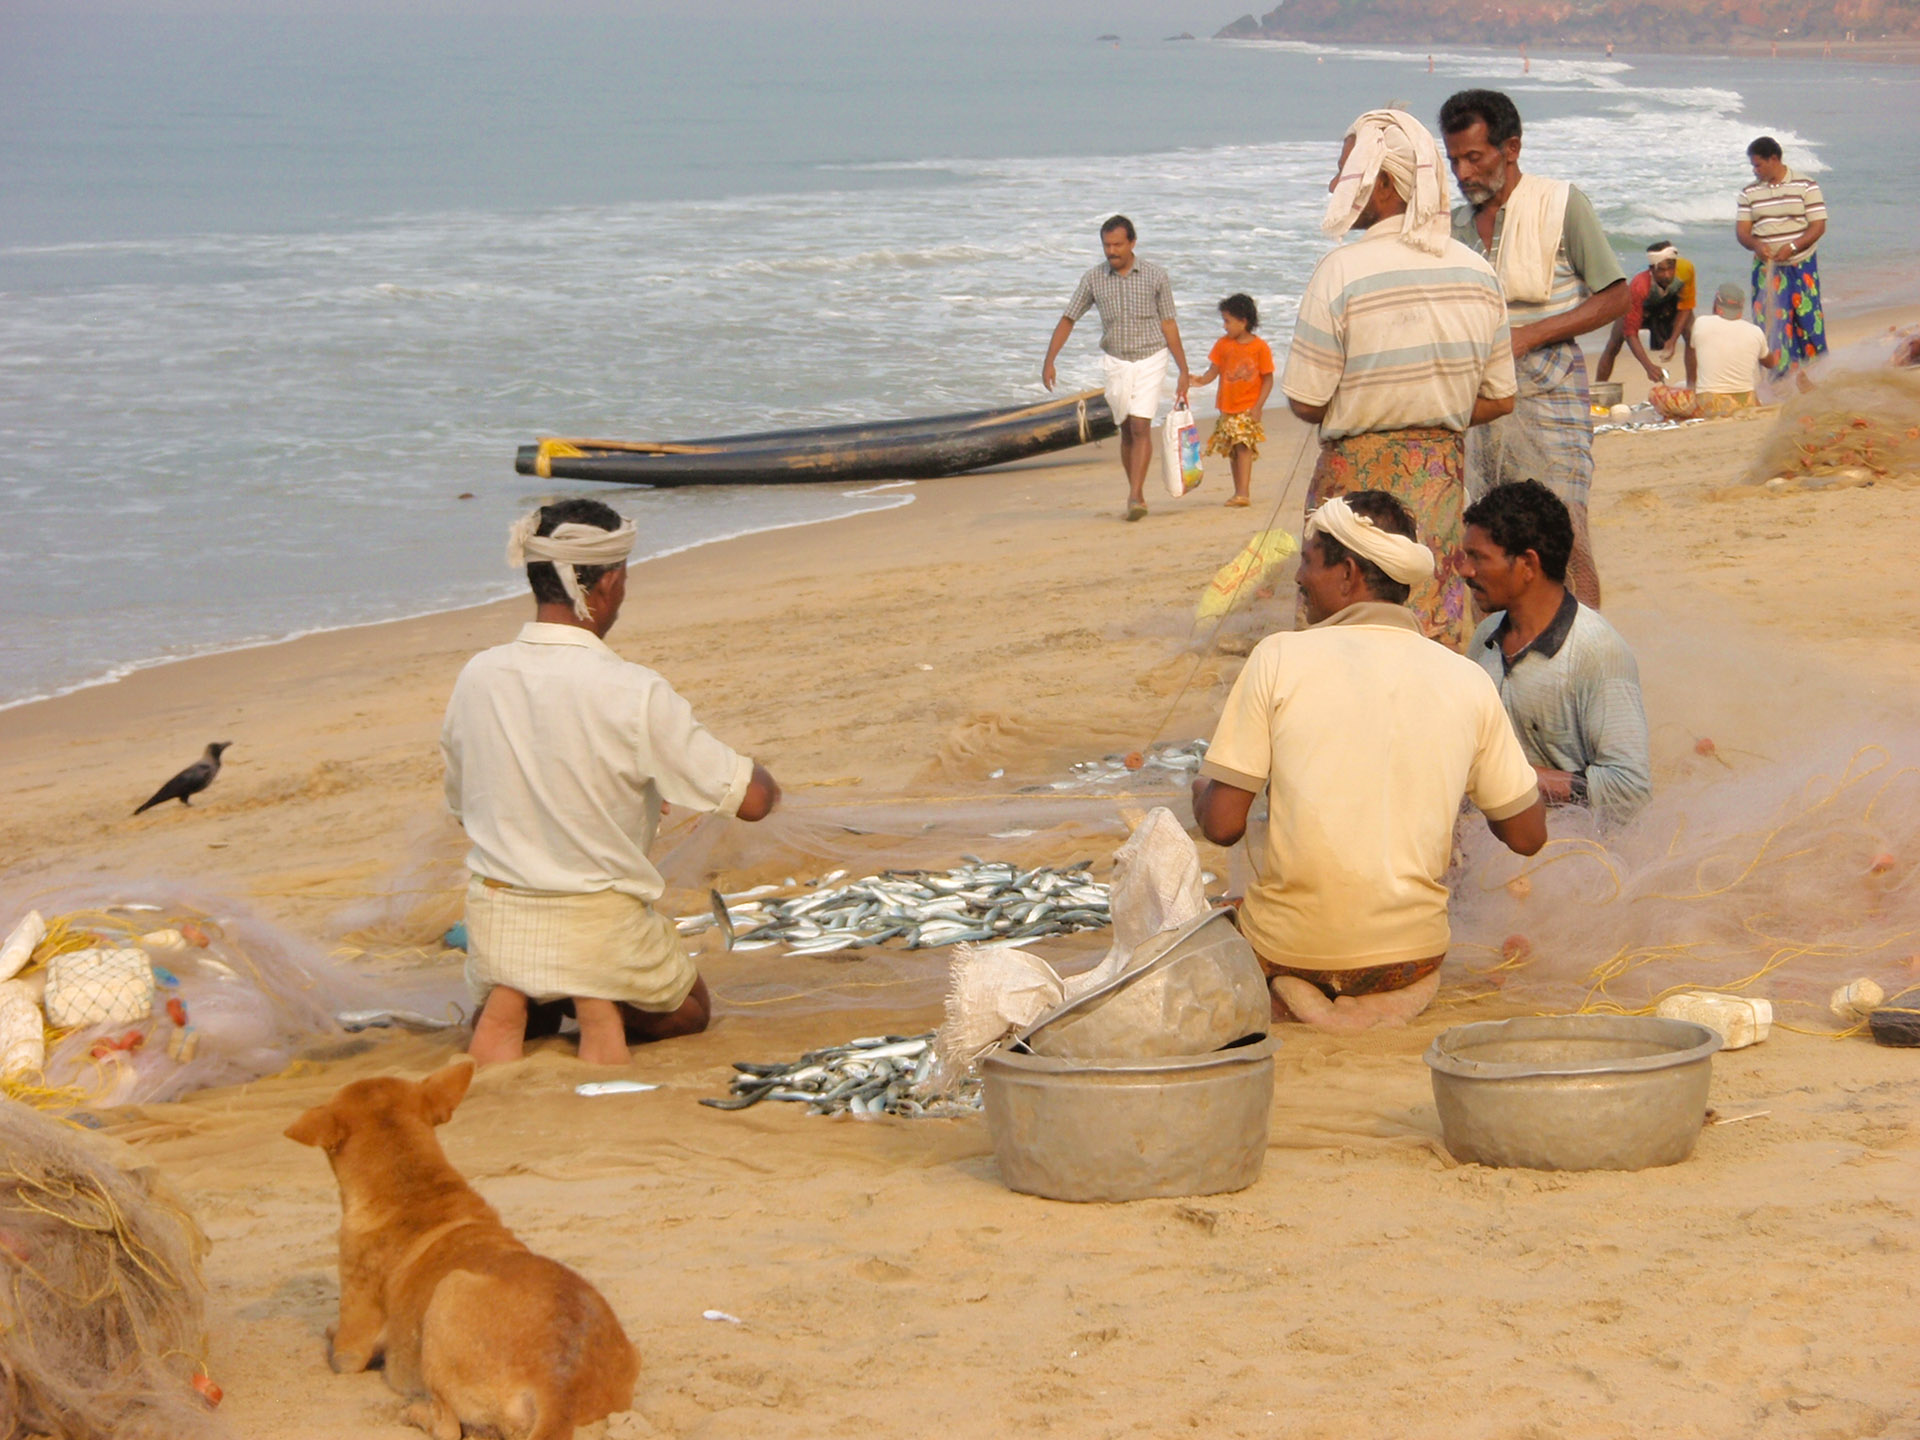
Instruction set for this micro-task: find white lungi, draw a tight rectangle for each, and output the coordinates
[1102,349,1170,421]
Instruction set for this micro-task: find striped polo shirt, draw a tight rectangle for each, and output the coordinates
[1451,184,1624,328]
[1063,258,1178,362]
[1282,213,1516,442]
[1737,170,1827,259]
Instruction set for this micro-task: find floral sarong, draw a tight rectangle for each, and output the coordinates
[1752,254,1827,375]
[1205,410,1266,459]
[1298,426,1470,651]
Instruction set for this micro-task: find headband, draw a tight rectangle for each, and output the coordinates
[507,509,639,622]
[1646,245,1680,263]
[1305,496,1434,586]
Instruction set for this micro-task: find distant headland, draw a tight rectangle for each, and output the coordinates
[1214,1,1920,52]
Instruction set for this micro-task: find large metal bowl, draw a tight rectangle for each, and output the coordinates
[1425,1015,1721,1171]
[1017,909,1269,1060]
[982,1037,1276,1202]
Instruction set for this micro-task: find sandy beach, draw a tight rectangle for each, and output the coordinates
[4,307,1919,1439]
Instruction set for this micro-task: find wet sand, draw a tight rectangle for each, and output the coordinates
[3,307,1918,1438]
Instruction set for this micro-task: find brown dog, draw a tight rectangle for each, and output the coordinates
[286,1060,640,1440]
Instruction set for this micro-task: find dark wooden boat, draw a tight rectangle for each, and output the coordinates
[514,390,1115,486]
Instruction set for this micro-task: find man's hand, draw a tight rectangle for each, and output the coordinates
[1510,321,1542,358]
[1641,357,1665,383]
[1041,358,1057,392]
[1534,767,1577,804]
[737,763,780,822]
[1175,369,1191,407]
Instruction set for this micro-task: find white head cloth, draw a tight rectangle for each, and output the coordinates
[1322,109,1451,255]
[507,508,639,621]
[1646,244,1680,263]
[1305,495,1434,585]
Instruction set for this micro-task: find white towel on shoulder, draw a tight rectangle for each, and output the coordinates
[1493,173,1571,305]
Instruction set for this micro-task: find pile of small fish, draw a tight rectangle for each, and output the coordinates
[1047,738,1209,789]
[699,1033,978,1118]
[678,859,1110,955]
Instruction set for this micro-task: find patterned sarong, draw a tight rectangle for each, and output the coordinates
[1298,425,1471,651]
[1465,339,1600,605]
[1205,410,1266,459]
[1752,254,1827,376]
[463,876,698,1012]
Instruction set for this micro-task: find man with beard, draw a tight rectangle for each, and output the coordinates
[1439,89,1626,608]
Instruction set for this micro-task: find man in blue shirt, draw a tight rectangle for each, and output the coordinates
[1460,480,1652,823]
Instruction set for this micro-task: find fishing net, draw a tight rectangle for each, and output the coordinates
[0,886,464,1110]
[1448,733,1920,1033]
[0,1103,224,1440]
[1747,336,1920,486]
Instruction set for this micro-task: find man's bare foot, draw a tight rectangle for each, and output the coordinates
[574,998,632,1067]
[469,987,529,1065]
[1269,970,1442,1034]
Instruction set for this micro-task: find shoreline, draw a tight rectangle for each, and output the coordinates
[0,484,917,718]
[5,300,1913,731]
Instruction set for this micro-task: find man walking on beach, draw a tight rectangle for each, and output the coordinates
[1041,215,1192,521]
[1737,136,1828,376]
[1440,88,1627,609]
[1596,241,1697,387]
[1461,480,1651,824]
[1284,108,1516,651]
[1191,490,1545,1034]
[442,499,781,1067]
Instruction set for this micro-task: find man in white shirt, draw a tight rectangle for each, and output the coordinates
[442,500,780,1066]
[1191,490,1546,1033]
[1690,281,1779,415]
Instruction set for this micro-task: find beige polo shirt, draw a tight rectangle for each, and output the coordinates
[441,622,754,904]
[1200,603,1538,970]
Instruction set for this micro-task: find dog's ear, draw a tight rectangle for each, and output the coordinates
[285,1103,342,1151]
[419,1059,476,1126]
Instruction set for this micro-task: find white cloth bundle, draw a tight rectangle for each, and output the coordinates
[1490,173,1572,305]
[1323,108,1451,255]
[0,910,45,983]
[1305,495,1435,584]
[0,981,44,1078]
[506,509,639,622]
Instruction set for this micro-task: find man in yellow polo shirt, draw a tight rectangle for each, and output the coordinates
[1191,491,1546,1033]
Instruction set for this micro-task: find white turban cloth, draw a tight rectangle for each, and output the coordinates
[1646,244,1680,263]
[1322,108,1451,255]
[1305,495,1435,585]
[507,508,639,622]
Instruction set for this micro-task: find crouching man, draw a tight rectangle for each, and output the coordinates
[442,500,780,1066]
[1462,480,1652,824]
[1190,492,1546,1033]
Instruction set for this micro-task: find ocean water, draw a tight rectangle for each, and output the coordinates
[2,9,1914,708]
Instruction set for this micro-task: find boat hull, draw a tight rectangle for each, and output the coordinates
[514,390,1116,486]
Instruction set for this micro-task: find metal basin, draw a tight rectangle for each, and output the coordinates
[1017,909,1269,1061]
[1425,1015,1720,1171]
[981,1037,1276,1203]
[1589,380,1625,409]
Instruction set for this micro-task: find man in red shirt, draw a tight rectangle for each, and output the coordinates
[1596,242,1696,386]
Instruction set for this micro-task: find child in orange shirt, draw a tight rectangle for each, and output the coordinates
[1192,293,1274,507]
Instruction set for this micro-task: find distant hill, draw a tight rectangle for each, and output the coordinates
[1215,0,1920,46]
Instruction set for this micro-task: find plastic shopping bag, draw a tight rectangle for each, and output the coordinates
[1159,404,1204,498]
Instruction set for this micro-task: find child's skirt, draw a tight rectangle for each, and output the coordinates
[1205,410,1266,459]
